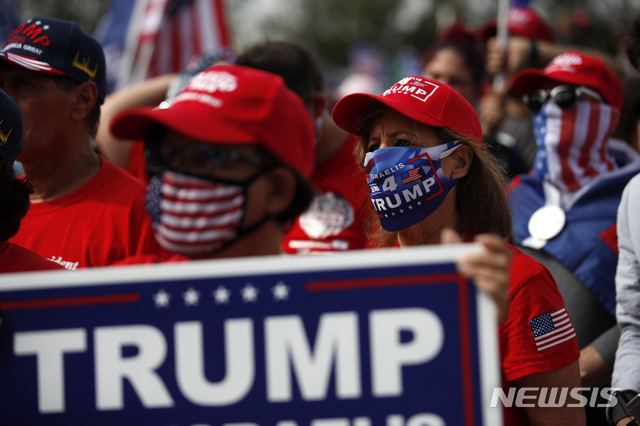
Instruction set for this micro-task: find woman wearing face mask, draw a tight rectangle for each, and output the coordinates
[109,64,315,262]
[508,51,640,424]
[332,75,585,425]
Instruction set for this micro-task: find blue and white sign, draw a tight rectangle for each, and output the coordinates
[0,244,502,425]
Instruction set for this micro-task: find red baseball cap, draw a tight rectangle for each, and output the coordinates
[476,7,554,44]
[110,64,314,178]
[331,75,482,145]
[509,51,623,110]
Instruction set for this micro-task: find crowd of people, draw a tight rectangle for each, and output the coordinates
[2,6,640,426]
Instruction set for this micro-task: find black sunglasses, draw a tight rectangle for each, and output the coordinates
[523,85,604,113]
[145,139,268,179]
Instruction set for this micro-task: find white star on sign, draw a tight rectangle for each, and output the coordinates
[43,25,49,30]
[183,287,200,306]
[272,281,290,301]
[242,283,259,303]
[213,285,230,304]
[153,289,170,308]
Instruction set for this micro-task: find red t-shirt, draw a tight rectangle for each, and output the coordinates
[111,252,189,265]
[282,134,370,253]
[10,158,166,269]
[500,246,580,425]
[0,241,66,273]
[391,238,580,424]
[128,142,148,183]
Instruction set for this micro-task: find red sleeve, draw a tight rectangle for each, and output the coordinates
[499,247,580,382]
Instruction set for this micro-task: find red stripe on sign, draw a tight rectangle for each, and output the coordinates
[456,273,475,426]
[305,273,461,291]
[0,293,140,310]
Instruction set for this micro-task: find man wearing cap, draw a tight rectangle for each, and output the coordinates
[0,88,65,273]
[235,41,370,254]
[109,63,315,261]
[0,17,164,269]
[508,51,640,419]
[476,6,558,172]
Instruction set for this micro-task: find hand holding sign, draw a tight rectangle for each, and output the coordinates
[441,229,511,324]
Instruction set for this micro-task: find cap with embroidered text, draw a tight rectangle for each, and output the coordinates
[509,51,622,110]
[332,75,482,145]
[110,64,315,178]
[0,88,22,166]
[1,17,107,102]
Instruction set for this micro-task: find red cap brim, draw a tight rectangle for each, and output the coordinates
[510,69,563,95]
[332,92,447,135]
[111,103,259,145]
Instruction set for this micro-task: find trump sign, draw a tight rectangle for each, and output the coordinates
[0,244,502,425]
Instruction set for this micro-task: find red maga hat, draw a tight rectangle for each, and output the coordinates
[509,51,622,110]
[331,75,482,145]
[110,63,315,178]
[476,7,554,44]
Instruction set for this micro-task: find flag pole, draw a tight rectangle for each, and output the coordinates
[117,0,169,90]
[493,0,510,92]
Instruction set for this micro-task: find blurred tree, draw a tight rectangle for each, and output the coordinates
[11,0,640,83]
[17,0,110,33]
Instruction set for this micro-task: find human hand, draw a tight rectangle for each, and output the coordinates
[479,91,506,136]
[486,35,534,78]
[441,229,511,323]
[579,345,612,387]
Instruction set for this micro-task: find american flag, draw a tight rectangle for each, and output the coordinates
[529,308,576,351]
[532,101,618,192]
[402,168,422,185]
[151,172,244,254]
[94,0,232,93]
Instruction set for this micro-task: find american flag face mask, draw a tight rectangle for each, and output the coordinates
[146,170,262,255]
[531,99,619,192]
[363,141,462,232]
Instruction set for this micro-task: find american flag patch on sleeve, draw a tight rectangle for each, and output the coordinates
[529,308,576,351]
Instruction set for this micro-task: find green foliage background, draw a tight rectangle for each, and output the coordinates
[15,0,640,85]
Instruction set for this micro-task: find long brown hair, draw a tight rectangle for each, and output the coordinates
[353,106,513,247]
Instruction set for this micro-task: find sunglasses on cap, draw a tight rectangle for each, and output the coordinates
[145,139,271,179]
[523,85,604,113]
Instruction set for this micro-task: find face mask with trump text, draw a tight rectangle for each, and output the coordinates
[364,141,462,232]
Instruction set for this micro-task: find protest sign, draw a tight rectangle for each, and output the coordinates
[0,244,502,425]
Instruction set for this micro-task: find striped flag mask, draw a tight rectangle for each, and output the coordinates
[531,99,619,192]
[146,170,260,255]
[364,141,462,232]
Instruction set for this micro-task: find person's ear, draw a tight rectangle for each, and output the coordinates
[70,81,98,121]
[448,144,474,179]
[308,92,327,120]
[263,167,297,216]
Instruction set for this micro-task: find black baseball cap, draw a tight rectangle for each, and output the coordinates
[1,17,107,103]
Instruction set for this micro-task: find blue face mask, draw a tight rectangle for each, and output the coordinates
[364,141,462,232]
